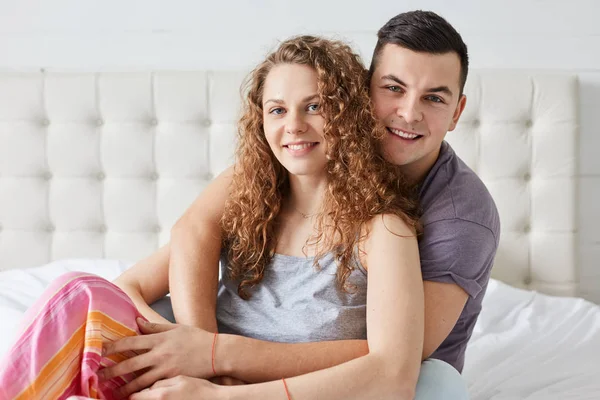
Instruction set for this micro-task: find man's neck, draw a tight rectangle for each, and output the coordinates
[401,145,443,186]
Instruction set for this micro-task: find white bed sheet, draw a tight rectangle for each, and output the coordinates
[1,260,599,399]
[463,280,600,399]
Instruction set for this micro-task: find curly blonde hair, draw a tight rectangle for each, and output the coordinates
[222,35,420,299]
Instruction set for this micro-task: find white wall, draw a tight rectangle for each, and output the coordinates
[1,0,599,302]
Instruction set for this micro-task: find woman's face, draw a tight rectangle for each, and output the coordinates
[262,64,327,179]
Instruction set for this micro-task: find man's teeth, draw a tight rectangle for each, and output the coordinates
[287,143,315,150]
[389,128,420,139]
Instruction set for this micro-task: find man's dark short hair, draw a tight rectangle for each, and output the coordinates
[369,10,469,96]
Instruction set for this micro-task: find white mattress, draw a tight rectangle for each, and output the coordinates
[1,260,599,399]
[463,280,600,399]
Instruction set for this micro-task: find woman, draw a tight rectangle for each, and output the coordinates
[0,36,423,400]
[111,35,425,399]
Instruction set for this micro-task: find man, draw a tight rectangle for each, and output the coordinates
[105,10,499,399]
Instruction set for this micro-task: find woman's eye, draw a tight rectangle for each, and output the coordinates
[386,86,402,93]
[307,104,320,112]
[269,107,285,115]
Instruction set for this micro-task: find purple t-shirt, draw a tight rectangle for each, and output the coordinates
[419,141,500,372]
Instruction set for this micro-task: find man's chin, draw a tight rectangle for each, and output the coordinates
[381,147,411,167]
[383,154,411,167]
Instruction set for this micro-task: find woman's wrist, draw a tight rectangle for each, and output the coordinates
[214,333,239,377]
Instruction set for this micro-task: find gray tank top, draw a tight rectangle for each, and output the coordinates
[216,252,368,343]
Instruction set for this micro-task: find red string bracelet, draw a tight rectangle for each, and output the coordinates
[211,332,218,376]
[282,378,292,400]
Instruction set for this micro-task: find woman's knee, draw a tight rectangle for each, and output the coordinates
[49,273,128,304]
[48,272,104,293]
[414,359,469,400]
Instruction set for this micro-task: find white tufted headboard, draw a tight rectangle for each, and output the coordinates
[449,72,578,297]
[0,70,578,297]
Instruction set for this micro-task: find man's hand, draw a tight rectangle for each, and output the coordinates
[99,318,217,398]
[129,376,224,400]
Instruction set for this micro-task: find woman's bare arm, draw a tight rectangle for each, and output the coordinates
[113,244,172,324]
[168,166,234,330]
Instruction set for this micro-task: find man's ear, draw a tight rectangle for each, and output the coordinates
[448,94,467,132]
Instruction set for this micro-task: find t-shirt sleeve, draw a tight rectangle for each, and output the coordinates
[419,219,498,299]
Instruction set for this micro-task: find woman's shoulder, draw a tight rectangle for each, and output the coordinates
[357,213,418,271]
[366,213,416,239]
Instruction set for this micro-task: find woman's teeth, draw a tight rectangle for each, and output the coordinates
[287,143,316,150]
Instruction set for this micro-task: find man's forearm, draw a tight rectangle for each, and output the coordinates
[216,335,369,383]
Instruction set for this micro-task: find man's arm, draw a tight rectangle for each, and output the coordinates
[212,282,466,383]
[105,211,476,394]
[422,281,468,358]
[168,166,234,330]
[168,167,469,380]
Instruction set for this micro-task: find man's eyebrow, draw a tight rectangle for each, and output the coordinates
[427,85,454,97]
[380,74,454,97]
[381,74,407,87]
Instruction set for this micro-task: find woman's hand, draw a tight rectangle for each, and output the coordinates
[129,376,224,400]
[99,318,219,398]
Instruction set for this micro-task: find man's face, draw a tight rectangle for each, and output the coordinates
[370,44,466,181]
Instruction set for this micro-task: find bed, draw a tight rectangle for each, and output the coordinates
[1,70,598,399]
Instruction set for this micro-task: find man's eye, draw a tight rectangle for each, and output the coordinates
[426,96,444,103]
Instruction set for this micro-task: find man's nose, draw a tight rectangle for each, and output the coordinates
[395,95,424,124]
